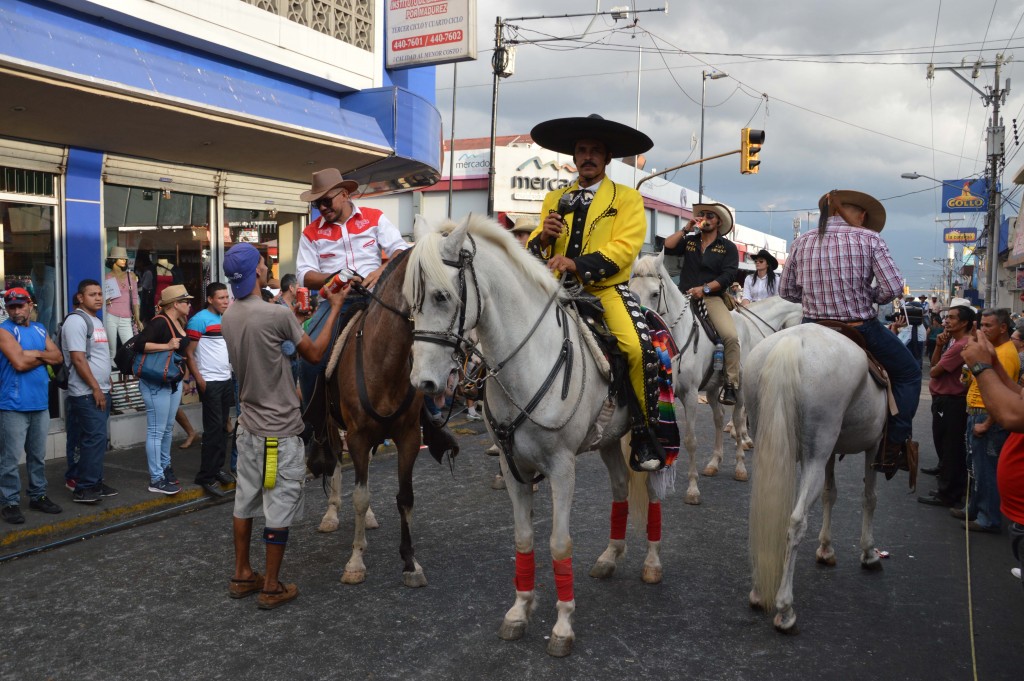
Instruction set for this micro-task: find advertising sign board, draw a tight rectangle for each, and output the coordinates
[387,0,477,69]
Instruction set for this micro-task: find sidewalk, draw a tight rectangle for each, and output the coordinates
[0,437,229,558]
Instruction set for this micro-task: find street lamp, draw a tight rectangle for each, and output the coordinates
[806,210,819,234]
[699,70,728,203]
[902,171,994,305]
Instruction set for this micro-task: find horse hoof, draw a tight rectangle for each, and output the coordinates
[816,552,837,567]
[743,440,754,450]
[773,612,798,633]
[685,492,701,505]
[341,570,366,585]
[317,519,340,533]
[734,469,748,482]
[498,619,528,641]
[589,561,616,579]
[403,569,427,588]
[702,466,718,477]
[861,558,884,572]
[546,634,574,657]
[641,565,662,584]
[491,474,506,490]
[749,590,765,610]
[365,512,380,530]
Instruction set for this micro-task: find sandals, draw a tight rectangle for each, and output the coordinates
[228,572,265,599]
[257,582,299,610]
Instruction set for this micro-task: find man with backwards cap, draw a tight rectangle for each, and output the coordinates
[528,113,665,471]
[220,242,351,609]
[780,190,921,480]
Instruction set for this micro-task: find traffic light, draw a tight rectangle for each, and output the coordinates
[741,128,765,175]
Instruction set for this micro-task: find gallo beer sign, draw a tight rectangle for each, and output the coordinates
[943,227,978,243]
[387,0,477,69]
[942,178,988,213]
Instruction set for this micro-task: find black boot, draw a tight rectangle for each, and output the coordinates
[720,383,738,406]
[629,427,666,472]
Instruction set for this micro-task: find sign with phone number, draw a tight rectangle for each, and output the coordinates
[386,0,477,69]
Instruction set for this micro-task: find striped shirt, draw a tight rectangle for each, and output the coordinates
[779,217,903,321]
[186,309,232,381]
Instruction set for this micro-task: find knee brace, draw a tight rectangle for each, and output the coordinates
[263,527,289,545]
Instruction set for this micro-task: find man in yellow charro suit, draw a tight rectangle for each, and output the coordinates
[527,114,664,471]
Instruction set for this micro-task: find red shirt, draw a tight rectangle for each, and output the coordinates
[928,337,969,396]
[998,431,1024,524]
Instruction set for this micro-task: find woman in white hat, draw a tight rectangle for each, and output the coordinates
[104,247,141,363]
[133,284,194,495]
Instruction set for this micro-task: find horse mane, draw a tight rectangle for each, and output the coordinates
[633,254,667,278]
[403,214,561,309]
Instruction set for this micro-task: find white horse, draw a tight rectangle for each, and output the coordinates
[404,214,661,657]
[744,323,887,632]
[630,252,801,501]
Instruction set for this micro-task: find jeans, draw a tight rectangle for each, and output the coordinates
[297,294,365,412]
[104,312,135,362]
[965,411,1007,529]
[139,378,183,483]
[857,318,922,444]
[196,380,233,484]
[64,394,110,492]
[64,396,80,484]
[0,409,49,505]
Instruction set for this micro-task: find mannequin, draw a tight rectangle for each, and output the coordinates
[104,246,142,362]
[154,258,176,306]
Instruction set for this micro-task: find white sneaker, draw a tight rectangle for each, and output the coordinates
[466,409,482,421]
[1013,567,1022,580]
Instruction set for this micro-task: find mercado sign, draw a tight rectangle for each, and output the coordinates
[943,227,978,243]
[386,0,477,69]
[942,178,988,213]
[493,149,578,213]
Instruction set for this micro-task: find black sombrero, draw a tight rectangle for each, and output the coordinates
[530,114,653,158]
[752,249,779,271]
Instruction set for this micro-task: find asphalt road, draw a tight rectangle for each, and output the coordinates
[2,394,1021,681]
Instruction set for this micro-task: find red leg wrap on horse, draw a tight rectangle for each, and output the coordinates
[610,500,629,540]
[647,502,662,542]
[514,551,535,592]
[552,557,574,602]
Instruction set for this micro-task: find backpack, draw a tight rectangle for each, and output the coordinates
[114,326,145,376]
[53,309,93,390]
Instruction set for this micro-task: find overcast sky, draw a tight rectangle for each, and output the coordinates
[432,0,1024,292]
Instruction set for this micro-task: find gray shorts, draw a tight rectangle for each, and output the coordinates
[233,427,305,528]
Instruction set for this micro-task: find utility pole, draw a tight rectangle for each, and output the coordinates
[929,55,1011,306]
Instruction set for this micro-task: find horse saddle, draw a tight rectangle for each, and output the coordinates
[813,321,898,415]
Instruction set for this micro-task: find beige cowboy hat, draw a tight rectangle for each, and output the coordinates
[299,168,359,202]
[693,202,735,236]
[158,284,193,307]
[510,216,538,235]
[531,113,653,158]
[818,189,886,232]
[108,246,129,260]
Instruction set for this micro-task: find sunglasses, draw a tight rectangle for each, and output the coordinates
[697,212,718,219]
[312,189,345,208]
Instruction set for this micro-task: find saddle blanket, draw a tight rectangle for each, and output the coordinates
[645,309,680,468]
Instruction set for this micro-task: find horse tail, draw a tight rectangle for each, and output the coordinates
[749,334,801,610]
[622,437,651,534]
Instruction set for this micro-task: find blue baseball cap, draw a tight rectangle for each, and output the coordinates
[223,243,261,299]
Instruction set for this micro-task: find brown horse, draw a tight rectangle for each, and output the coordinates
[306,248,457,588]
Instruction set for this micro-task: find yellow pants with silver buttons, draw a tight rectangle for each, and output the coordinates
[592,283,657,423]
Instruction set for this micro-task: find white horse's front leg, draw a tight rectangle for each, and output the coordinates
[341,482,371,584]
[642,489,663,584]
[317,464,342,533]
[498,456,537,642]
[704,388,725,477]
[815,454,838,566]
[678,388,701,505]
[860,451,882,570]
[591,442,630,579]
[732,403,749,482]
[547,459,577,657]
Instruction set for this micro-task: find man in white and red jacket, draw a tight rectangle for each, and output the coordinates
[295,168,410,420]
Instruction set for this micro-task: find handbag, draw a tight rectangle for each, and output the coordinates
[133,348,186,386]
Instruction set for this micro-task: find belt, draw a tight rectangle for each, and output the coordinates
[807,317,872,327]
[967,407,988,415]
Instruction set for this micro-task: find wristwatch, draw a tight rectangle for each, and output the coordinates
[702,284,712,295]
[969,362,993,376]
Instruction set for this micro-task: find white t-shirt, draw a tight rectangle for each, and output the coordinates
[742,273,775,303]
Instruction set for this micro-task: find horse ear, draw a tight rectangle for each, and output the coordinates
[656,249,665,268]
[439,216,470,260]
[413,214,431,242]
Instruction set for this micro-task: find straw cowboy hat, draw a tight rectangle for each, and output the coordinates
[108,246,129,260]
[158,284,193,308]
[510,216,538,235]
[752,248,779,271]
[299,168,359,202]
[530,113,653,158]
[694,202,735,237]
[819,189,886,232]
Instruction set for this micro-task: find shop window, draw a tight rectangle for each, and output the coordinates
[0,193,61,417]
[225,208,302,282]
[1,167,55,197]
